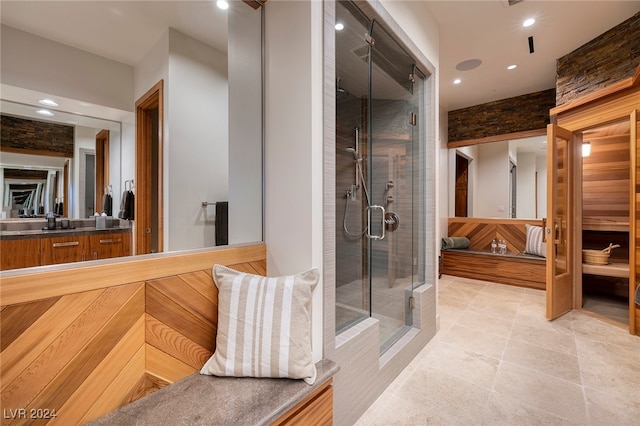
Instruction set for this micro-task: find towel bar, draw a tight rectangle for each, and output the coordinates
[202,201,217,207]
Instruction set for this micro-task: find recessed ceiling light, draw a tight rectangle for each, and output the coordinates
[507,64,517,70]
[453,79,461,85]
[216,0,229,10]
[38,98,59,107]
[523,18,535,27]
[335,23,344,31]
[36,109,54,117]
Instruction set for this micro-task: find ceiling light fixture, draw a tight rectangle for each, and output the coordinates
[453,79,461,85]
[335,23,344,31]
[507,64,517,70]
[582,141,591,157]
[523,18,535,27]
[216,0,229,10]
[38,99,59,107]
[36,109,54,117]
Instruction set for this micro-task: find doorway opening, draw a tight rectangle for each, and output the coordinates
[135,80,164,255]
[455,153,469,217]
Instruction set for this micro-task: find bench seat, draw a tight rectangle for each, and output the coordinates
[88,359,338,426]
[442,248,546,290]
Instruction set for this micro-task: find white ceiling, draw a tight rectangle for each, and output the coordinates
[1,1,639,114]
[426,0,640,111]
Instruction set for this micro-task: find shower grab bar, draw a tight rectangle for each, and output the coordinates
[366,205,386,240]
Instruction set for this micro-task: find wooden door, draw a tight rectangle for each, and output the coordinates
[455,154,469,217]
[631,109,638,334]
[546,124,575,320]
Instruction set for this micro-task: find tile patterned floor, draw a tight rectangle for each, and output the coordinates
[355,275,640,425]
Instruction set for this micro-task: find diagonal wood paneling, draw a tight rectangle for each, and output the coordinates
[0,297,59,351]
[0,243,267,424]
[1,284,144,426]
[448,218,543,253]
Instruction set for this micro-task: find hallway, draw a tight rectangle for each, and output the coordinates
[356,275,640,425]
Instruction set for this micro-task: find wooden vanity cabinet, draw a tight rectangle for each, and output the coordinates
[41,235,90,265]
[88,232,131,260]
[0,239,41,270]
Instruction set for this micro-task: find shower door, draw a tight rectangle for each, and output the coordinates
[367,21,425,352]
[335,0,426,353]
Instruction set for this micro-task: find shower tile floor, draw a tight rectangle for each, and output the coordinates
[355,274,640,426]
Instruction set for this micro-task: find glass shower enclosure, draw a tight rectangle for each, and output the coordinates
[335,1,426,353]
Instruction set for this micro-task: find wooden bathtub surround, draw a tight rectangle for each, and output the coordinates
[0,243,334,425]
[442,218,546,290]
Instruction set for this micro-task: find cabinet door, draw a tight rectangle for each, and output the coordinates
[41,235,89,265]
[89,233,129,260]
[0,239,41,270]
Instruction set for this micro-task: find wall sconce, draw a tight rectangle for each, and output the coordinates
[582,141,591,157]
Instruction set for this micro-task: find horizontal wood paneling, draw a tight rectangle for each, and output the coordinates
[442,250,546,290]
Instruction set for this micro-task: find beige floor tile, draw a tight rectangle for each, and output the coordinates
[439,324,508,359]
[413,341,500,389]
[584,386,640,426]
[509,321,578,355]
[467,297,521,322]
[392,367,492,425]
[456,310,514,338]
[493,362,588,423]
[502,339,582,384]
[481,391,584,426]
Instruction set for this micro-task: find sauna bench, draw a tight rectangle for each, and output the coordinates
[442,248,546,290]
[88,359,339,426]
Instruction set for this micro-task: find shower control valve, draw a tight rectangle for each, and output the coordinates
[386,180,394,190]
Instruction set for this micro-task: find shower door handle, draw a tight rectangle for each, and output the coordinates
[366,205,386,240]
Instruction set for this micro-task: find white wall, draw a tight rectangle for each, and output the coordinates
[536,154,547,218]
[1,25,133,112]
[228,3,263,245]
[73,127,98,218]
[167,30,229,251]
[264,0,324,361]
[516,152,537,218]
[477,142,509,217]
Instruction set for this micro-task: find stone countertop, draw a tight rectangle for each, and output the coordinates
[0,226,131,240]
[88,359,339,426]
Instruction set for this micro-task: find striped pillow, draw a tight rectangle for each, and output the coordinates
[524,224,546,258]
[200,265,319,385]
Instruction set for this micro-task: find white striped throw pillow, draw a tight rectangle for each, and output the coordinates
[200,265,319,385]
[524,224,546,257]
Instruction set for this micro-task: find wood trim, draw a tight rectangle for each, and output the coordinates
[0,243,266,306]
[271,379,333,426]
[0,146,71,157]
[630,110,638,335]
[95,130,110,214]
[550,65,640,117]
[242,0,266,9]
[447,128,546,148]
[448,217,543,226]
[135,80,164,255]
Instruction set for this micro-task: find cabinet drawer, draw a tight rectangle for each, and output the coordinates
[0,239,41,270]
[41,235,89,265]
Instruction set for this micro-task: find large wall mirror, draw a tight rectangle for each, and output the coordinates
[0,0,263,267]
[449,134,547,219]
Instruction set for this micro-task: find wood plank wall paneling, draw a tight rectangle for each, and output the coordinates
[582,134,630,225]
[0,243,267,425]
[447,218,543,253]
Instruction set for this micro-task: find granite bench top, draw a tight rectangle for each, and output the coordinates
[88,359,339,426]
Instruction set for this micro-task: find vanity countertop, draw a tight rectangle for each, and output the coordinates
[0,218,131,240]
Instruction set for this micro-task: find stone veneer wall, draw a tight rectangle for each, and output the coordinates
[447,89,555,142]
[0,115,74,157]
[556,11,640,106]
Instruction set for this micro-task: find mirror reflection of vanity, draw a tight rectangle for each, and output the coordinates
[449,133,547,219]
[0,1,263,270]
